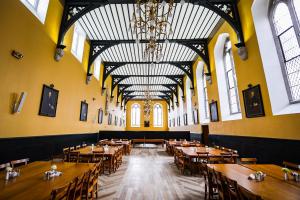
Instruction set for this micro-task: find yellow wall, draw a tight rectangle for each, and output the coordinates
[126,100,168,131]
[204,0,300,140]
[0,0,124,138]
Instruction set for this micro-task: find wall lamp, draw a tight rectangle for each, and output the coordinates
[86,73,93,85]
[205,72,212,85]
[235,43,248,60]
[54,45,66,62]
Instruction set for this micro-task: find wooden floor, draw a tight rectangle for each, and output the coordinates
[97,146,205,200]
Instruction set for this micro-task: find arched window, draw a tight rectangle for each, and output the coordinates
[196,62,210,123]
[270,0,300,102]
[223,39,241,114]
[185,79,194,125]
[153,104,163,127]
[131,103,140,127]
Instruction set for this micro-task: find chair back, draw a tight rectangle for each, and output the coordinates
[240,158,257,164]
[75,145,81,150]
[238,185,262,200]
[283,161,300,170]
[92,152,104,163]
[82,143,87,147]
[226,177,239,200]
[196,152,209,164]
[0,163,10,171]
[215,171,227,200]
[11,158,29,168]
[72,173,87,200]
[69,151,80,163]
[50,183,70,200]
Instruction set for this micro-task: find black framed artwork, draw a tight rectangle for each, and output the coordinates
[183,113,188,126]
[192,109,199,124]
[39,85,59,117]
[98,109,103,124]
[108,113,112,125]
[80,101,88,121]
[242,84,265,118]
[114,116,118,126]
[209,101,219,122]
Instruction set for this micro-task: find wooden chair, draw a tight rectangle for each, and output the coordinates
[177,149,187,174]
[68,151,80,163]
[220,152,235,164]
[82,143,87,147]
[196,152,209,175]
[70,147,75,151]
[215,171,228,200]
[63,147,70,161]
[206,167,219,200]
[50,182,71,200]
[0,163,10,171]
[283,161,300,170]
[116,148,123,169]
[82,164,101,199]
[226,177,240,200]
[75,145,81,150]
[71,173,88,200]
[51,155,64,163]
[238,186,262,200]
[11,158,29,168]
[240,158,257,164]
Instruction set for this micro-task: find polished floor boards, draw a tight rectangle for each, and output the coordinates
[97,147,205,200]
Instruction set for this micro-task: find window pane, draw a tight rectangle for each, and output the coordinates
[225,53,232,71]
[294,0,300,23]
[94,58,101,80]
[273,3,293,35]
[231,103,239,113]
[26,0,38,7]
[227,70,235,88]
[278,27,300,61]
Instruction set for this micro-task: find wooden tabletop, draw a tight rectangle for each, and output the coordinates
[176,147,239,158]
[0,161,95,200]
[208,164,300,200]
[74,146,121,156]
[167,141,197,146]
[242,164,300,188]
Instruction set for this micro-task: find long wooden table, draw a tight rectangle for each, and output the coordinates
[132,139,164,147]
[242,164,300,188]
[176,146,239,162]
[0,161,95,200]
[208,164,300,200]
[99,140,131,155]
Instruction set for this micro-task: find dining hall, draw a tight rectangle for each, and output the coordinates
[0,0,300,199]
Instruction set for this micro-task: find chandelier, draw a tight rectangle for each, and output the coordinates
[129,0,185,63]
[143,85,152,125]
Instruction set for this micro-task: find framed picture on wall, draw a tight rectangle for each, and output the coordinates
[98,108,103,124]
[114,116,118,126]
[183,113,188,126]
[177,116,180,126]
[119,117,122,126]
[242,84,265,118]
[209,101,219,122]
[80,101,88,121]
[108,113,112,125]
[192,109,199,124]
[39,84,59,117]
[172,118,175,127]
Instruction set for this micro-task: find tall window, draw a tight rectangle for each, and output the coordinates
[131,103,140,127]
[270,0,300,102]
[203,73,210,119]
[71,23,86,62]
[94,58,101,80]
[20,0,49,23]
[153,104,163,127]
[185,79,194,125]
[223,39,241,114]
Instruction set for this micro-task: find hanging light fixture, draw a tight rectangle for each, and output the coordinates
[130,0,176,63]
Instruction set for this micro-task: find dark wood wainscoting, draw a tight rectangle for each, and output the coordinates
[0,133,98,163]
[207,134,300,165]
[98,131,190,141]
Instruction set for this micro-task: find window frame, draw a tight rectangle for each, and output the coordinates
[20,0,49,24]
[223,38,241,114]
[153,103,163,127]
[71,23,86,63]
[202,72,210,119]
[131,103,141,127]
[269,0,300,103]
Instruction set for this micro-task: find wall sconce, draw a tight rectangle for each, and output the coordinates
[176,101,179,107]
[171,105,174,110]
[86,73,92,85]
[121,105,123,110]
[116,101,120,107]
[54,45,66,61]
[11,50,24,60]
[236,43,248,60]
[12,92,27,114]
[205,73,212,85]
[92,97,96,101]
[182,96,185,102]
[101,87,106,96]
[110,95,114,103]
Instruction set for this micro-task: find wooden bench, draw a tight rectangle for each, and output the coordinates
[132,139,164,147]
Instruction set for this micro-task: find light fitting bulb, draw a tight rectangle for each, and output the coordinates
[180,0,185,5]
[165,39,170,44]
[162,0,167,6]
